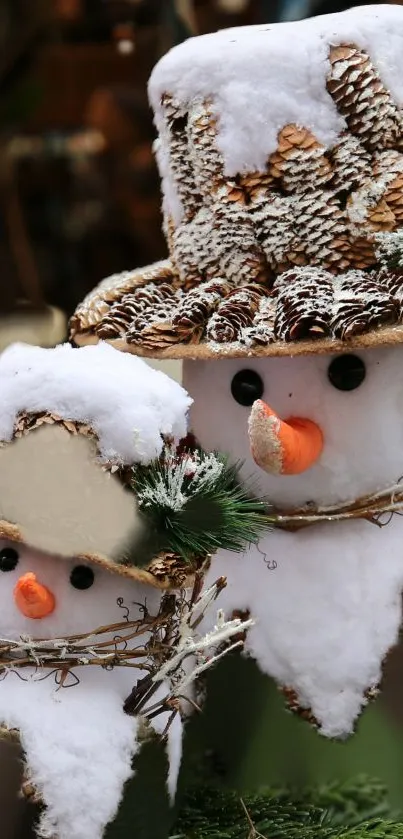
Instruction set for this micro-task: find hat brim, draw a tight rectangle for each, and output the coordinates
[73,322,403,359]
[0,520,206,590]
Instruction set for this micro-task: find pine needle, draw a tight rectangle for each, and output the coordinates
[131,446,272,563]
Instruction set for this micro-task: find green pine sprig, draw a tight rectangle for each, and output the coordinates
[375,231,403,270]
[131,446,272,564]
[170,781,403,839]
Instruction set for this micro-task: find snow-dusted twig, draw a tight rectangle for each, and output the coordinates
[274,480,403,530]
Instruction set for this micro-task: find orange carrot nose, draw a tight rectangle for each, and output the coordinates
[248,400,324,475]
[14,572,56,620]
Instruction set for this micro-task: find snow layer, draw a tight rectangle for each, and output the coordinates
[184,344,403,734]
[203,519,403,737]
[0,342,191,465]
[0,671,140,839]
[149,5,403,218]
[0,543,182,837]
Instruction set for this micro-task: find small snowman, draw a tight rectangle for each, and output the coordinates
[70,6,403,738]
[0,341,255,839]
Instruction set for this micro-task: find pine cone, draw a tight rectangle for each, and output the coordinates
[207,284,269,343]
[240,296,276,346]
[126,293,181,346]
[70,263,175,336]
[172,208,215,285]
[130,320,182,350]
[331,271,398,339]
[96,283,177,339]
[268,124,332,194]
[368,150,403,224]
[239,170,276,201]
[274,267,333,341]
[347,181,396,253]
[212,187,268,285]
[249,189,296,273]
[188,101,225,201]
[289,190,350,273]
[348,235,377,270]
[172,278,233,342]
[329,133,372,193]
[375,265,403,317]
[327,44,403,151]
[162,95,200,220]
[385,173,403,225]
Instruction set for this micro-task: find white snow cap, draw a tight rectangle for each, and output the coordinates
[0,342,192,464]
[149,5,403,189]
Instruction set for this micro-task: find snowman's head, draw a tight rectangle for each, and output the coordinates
[183,345,403,507]
[0,538,160,640]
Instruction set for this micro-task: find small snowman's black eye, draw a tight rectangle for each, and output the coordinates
[328,355,366,391]
[70,565,94,590]
[231,370,264,406]
[0,547,19,572]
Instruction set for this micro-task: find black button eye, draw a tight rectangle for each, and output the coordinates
[231,370,264,406]
[328,355,366,391]
[0,547,19,572]
[70,565,95,590]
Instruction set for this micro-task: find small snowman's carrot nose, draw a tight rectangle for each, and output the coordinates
[248,399,323,475]
[14,572,56,620]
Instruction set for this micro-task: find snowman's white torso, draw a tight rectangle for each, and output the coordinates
[184,347,403,736]
[0,544,181,839]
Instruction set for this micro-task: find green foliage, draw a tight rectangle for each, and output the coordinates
[375,231,403,270]
[131,447,271,565]
[170,779,403,839]
[301,777,393,826]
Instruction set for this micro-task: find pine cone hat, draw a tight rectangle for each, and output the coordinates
[70,6,403,359]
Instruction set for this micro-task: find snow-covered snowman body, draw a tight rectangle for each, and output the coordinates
[184,348,403,737]
[69,4,403,738]
[0,342,191,839]
[0,540,168,839]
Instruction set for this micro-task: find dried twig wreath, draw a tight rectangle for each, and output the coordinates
[273,481,403,531]
[0,575,253,732]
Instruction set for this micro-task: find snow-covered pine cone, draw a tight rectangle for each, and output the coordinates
[374,265,403,317]
[70,264,175,335]
[289,189,350,273]
[373,152,403,226]
[330,270,398,338]
[249,189,296,274]
[172,278,233,342]
[172,208,216,285]
[188,100,225,201]
[207,283,269,343]
[211,186,268,285]
[327,44,403,152]
[162,94,201,220]
[240,295,276,346]
[347,236,377,270]
[239,170,276,201]
[268,124,332,194]
[126,294,181,347]
[329,133,372,193]
[274,267,333,341]
[96,283,177,339]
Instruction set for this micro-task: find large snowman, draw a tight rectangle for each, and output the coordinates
[71,5,403,737]
[0,341,228,839]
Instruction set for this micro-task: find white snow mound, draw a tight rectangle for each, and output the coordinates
[0,342,192,464]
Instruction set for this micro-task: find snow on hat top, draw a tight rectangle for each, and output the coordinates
[70,6,403,359]
[0,342,191,463]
